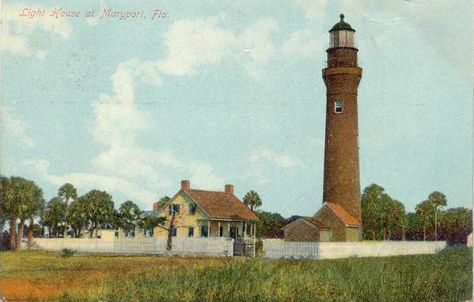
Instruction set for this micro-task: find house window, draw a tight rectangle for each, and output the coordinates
[219,226,224,237]
[171,227,177,237]
[188,227,194,237]
[189,203,197,215]
[201,225,208,237]
[335,100,344,113]
[169,204,180,215]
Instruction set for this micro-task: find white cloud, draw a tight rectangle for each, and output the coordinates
[157,16,280,79]
[33,60,224,206]
[281,28,324,58]
[238,18,279,78]
[294,0,329,18]
[17,13,323,205]
[248,149,299,168]
[158,16,238,76]
[0,106,35,148]
[27,159,157,203]
[188,162,225,190]
[1,34,31,56]
[2,3,72,57]
[126,15,319,81]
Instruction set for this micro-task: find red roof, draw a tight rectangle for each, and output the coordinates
[183,189,258,222]
[324,202,360,227]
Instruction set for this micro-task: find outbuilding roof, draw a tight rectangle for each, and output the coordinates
[324,202,360,227]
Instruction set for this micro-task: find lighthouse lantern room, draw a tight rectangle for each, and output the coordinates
[329,14,356,49]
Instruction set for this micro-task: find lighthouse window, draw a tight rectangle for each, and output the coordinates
[335,100,344,113]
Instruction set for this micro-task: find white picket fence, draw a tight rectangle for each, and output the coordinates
[263,239,447,259]
[33,237,234,257]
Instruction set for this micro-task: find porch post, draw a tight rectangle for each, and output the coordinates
[227,222,231,237]
[208,220,211,237]
[217,221,221,237]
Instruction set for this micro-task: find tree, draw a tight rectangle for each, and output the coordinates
[416,200,434,241]
[255,211,286,238]
[3,177,41,250]
[58,183,78,237]
[139,214,166,237]
[428,191,447,241]
[155,196,170,210]
[405,212,424,241]
[58,183,77,206]
[117,200,142,237]
[43,197,67,238]
[67,199,88,238]
[438,207,472,245]
[361,184,407,240]
[150,196,180,254]
[243,190,262,212]
[385,199,406,240]
[26,183,44,249]
[361,184,386,240]
[377,193,395,240]
[0,175,10,244]
[0,175,7,231]
[80,190,115,238]
[165,211,177,253]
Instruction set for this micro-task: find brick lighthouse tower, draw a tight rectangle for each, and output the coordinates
[282,15,362,242]
[321,14,362,239]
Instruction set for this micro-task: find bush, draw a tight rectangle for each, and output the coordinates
[61,248,75,258]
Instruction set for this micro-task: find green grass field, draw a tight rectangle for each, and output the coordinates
[0,247,471,301]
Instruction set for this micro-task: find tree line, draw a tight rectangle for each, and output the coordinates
[0,175,165,251]
[1,175,471,251]
[246,184,471,245]
[361,184,471,244]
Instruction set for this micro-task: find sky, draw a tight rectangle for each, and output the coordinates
[1,0,472,217]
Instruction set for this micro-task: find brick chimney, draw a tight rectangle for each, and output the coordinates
[181,180,190,191]
[225,184,234,194]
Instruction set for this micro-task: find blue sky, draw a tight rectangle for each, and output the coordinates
[1,0,472,217]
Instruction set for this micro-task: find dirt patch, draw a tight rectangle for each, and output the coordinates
[0,278,63,301]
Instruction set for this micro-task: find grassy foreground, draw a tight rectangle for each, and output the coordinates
[0,247,471,301]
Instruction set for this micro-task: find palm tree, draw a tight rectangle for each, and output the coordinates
[416,200,432,241]
[429,191,447,241]
[0,176,13,249]
[58,183,77,237]
[43,197,67,237]
[243,190,262,212]
[67,199,88,238]
[80,190,114,238]
[3,177,33,250]
[27,184,45,249]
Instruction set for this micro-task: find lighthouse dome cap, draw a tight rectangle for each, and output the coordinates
[329,14,355,32]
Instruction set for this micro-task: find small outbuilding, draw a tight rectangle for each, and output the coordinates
[282,217,331,242]
[283,202,361,242]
